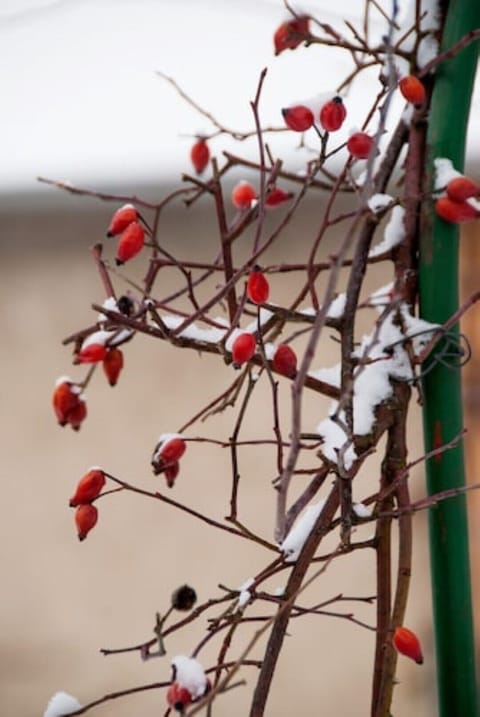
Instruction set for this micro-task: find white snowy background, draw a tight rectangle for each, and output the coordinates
[1,0,478,196]
[1,3,478,717]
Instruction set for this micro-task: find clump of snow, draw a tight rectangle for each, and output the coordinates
[281,499,326,562]
[401,104,414,126]
[171,655,207,699]
[316,302,433,444]
[308,363,341,388]
[367,193,394,214]
[264,342,276,361]
[162,314,229,345]
[316,411,357,468]
[399,306,439,356]
[97,296,118,323]
[353,502,372,519]
[417,34,439,68]
[273,586,285,597]
[154,432,182,449]
[467,197,480,212]
[327,293,346,319]
[300,307,315,318]
[44,691,81,717]
[350,309,414,435]
[55,375,73,387]
[434,158,462,192]
[237,577,254,610]
[369,206,406,257]
[393,0,441,70]
[109,327,134,346]
[80,329,113,350]
[366,282,394,309]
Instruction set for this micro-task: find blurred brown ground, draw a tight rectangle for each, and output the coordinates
[1,185,477,716]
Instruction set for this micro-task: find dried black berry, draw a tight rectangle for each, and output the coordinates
[117,295,134,317]
[171,585,197,611]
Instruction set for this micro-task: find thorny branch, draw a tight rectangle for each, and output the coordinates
[47,3,478,716]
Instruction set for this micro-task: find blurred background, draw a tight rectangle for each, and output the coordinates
[1,1,479,716]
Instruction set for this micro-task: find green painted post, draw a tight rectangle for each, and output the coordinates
[419,2,480,715]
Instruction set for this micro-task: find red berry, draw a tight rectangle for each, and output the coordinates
[231,181,257,209]
[190,139,210,174]
[167,682,192,712]
[69,468,106,507]
[75,504,98,541]
[347,132,374,160]
[68,399,87,431]
[273,16,310,55]
[76,343,107,364]
[392,626,423,665]
[399,75,426,106]
[160,436,187,463]
[116,221,145,265]
[266,186,293,207]
[102,347,124,386]
[319,97,347,132]
[247,268,270,304]
[53,379,81,426]
[106,204,138,237]
[231,333,256,368]
[272,344,297,378]
[164,461,180,488]
[435,196,479,223]
[282,105,314,132]
[446,176,480,202]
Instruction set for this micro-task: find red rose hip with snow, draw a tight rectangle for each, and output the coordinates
[231,181,257,209]
[69,468,106,507]
[247,267,270,304]
[106,204,138,237]
[435,196,479,223]
[116,221,145,265]
[282,105,314,132]
[75,504,98,541]
[231,333,256,368]
[266,186,293,207]
[319,97,346,132]
[53,379,81,426]
[166,682,192,712]
[160,436,187,464]
[347,132,374,159]
[446,176,480,202]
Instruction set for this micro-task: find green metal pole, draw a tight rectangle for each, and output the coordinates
[419,2,480,715]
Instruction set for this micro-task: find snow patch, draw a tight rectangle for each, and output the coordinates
[327,293,346,319]
[171,655,207,699]
[434,157,462,192]
[44,692,81,717]
[368,193,394,214]
[369,206,406,257]
[353,502,372,519]
[281,500,326,562]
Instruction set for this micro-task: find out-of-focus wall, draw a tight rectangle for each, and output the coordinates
[1,184,469,716]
